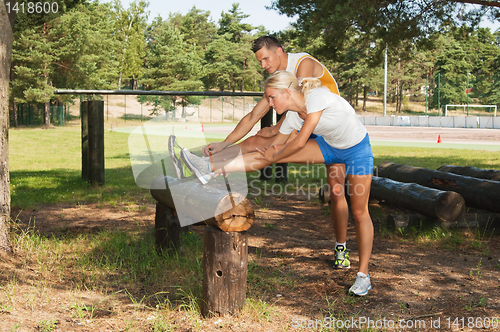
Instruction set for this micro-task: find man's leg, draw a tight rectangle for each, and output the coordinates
[238,135,275,154]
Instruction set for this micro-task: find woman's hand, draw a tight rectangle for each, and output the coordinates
[255,145,279,163]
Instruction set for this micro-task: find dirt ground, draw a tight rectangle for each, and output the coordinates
[6,193,500,331]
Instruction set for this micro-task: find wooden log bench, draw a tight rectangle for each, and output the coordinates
[150,176,254,317]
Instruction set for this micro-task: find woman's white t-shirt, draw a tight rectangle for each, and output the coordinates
[279,87,367,149]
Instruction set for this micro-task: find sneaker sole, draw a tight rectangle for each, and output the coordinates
[180,149,209,185]
[168,135,183,179]
[334,264,351,269]
[349,284,372,296]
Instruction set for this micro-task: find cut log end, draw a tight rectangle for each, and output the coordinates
[214,194,255,232]
[435,191,466,223]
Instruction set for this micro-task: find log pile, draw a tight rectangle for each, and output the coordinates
[372,162,500,230]
[376,162,500,213]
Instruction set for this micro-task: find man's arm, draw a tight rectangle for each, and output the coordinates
[203,96,270,156]
[295,57,324,79]
[255,114,287,138]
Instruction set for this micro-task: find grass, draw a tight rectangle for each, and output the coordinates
[10,124,500,210]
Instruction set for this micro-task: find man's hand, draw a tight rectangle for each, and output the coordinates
[255,125,277,138]
[202,141,231,157]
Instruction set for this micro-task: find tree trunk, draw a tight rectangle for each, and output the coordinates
[362,85,367,112]
[355,85,359,106]
[376,162,500,213]
[399,81,404,112]
[44,102,50,129]
[0,1,16,254]
[437,165,500,182]
[154,202,182,251]
[150,176,254,232]
[371,176,466,223]
[201,227,248,317]
[241,59,245,92]
[12,99,18,128]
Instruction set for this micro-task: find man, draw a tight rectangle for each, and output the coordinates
[201,35,339,157]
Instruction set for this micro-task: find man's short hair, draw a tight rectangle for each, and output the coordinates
[252,36,283,53]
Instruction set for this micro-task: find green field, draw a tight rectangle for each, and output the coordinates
[9,124,500,209]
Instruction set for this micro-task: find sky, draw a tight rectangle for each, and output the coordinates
[109,0,499,34]
[111,0,296,33]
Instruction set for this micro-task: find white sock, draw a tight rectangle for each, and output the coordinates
[335,242,346,249]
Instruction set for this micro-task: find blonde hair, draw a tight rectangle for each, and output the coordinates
[264,70,322,98]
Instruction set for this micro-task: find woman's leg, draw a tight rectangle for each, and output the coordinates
[326,164,349,245]
[211,139,324,173]
[346,174,374,275]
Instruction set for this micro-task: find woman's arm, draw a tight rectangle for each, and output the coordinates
[256,111,323,163]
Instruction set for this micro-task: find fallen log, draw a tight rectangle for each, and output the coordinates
[437,165,500,182]
[371,177,466,223]
[376,162,500,213]
[150,176,254,232]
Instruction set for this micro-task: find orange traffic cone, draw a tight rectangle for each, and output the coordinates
[437,135,442,143]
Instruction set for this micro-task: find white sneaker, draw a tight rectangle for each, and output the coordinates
[180,148,214,185]
[349,272,372,296]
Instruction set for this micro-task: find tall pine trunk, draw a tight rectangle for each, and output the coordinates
[0,1,16,254]
[44,102,50,129]
[13,99,18,128]
[362,85,367,112]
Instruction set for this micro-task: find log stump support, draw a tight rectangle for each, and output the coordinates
[154,202,182,251]
[201,227,248,317]
[81,100,105,186]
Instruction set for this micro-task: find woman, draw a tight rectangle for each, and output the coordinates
[179,70,374,296]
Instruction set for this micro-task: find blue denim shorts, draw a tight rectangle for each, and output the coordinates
[311,133,374,175]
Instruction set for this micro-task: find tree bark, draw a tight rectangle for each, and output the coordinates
[376,162,500,213]
[371,176,466,223]
[201,227,248,317]
[44,101,50,129]
[362,85,367,112]
[437,165,500,182]
[0,1,16,254]
[12,99,18,128]
[154,202,182,251]
[150,176,254,232]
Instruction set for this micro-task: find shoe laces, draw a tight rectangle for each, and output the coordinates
[335,245,349,261]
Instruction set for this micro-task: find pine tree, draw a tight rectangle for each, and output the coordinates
[113,0,149,89]
[141,18,204,116]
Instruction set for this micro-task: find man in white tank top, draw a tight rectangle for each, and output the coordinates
[201,36,339,157]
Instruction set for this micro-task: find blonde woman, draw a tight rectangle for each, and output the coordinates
[179,70,374,296]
